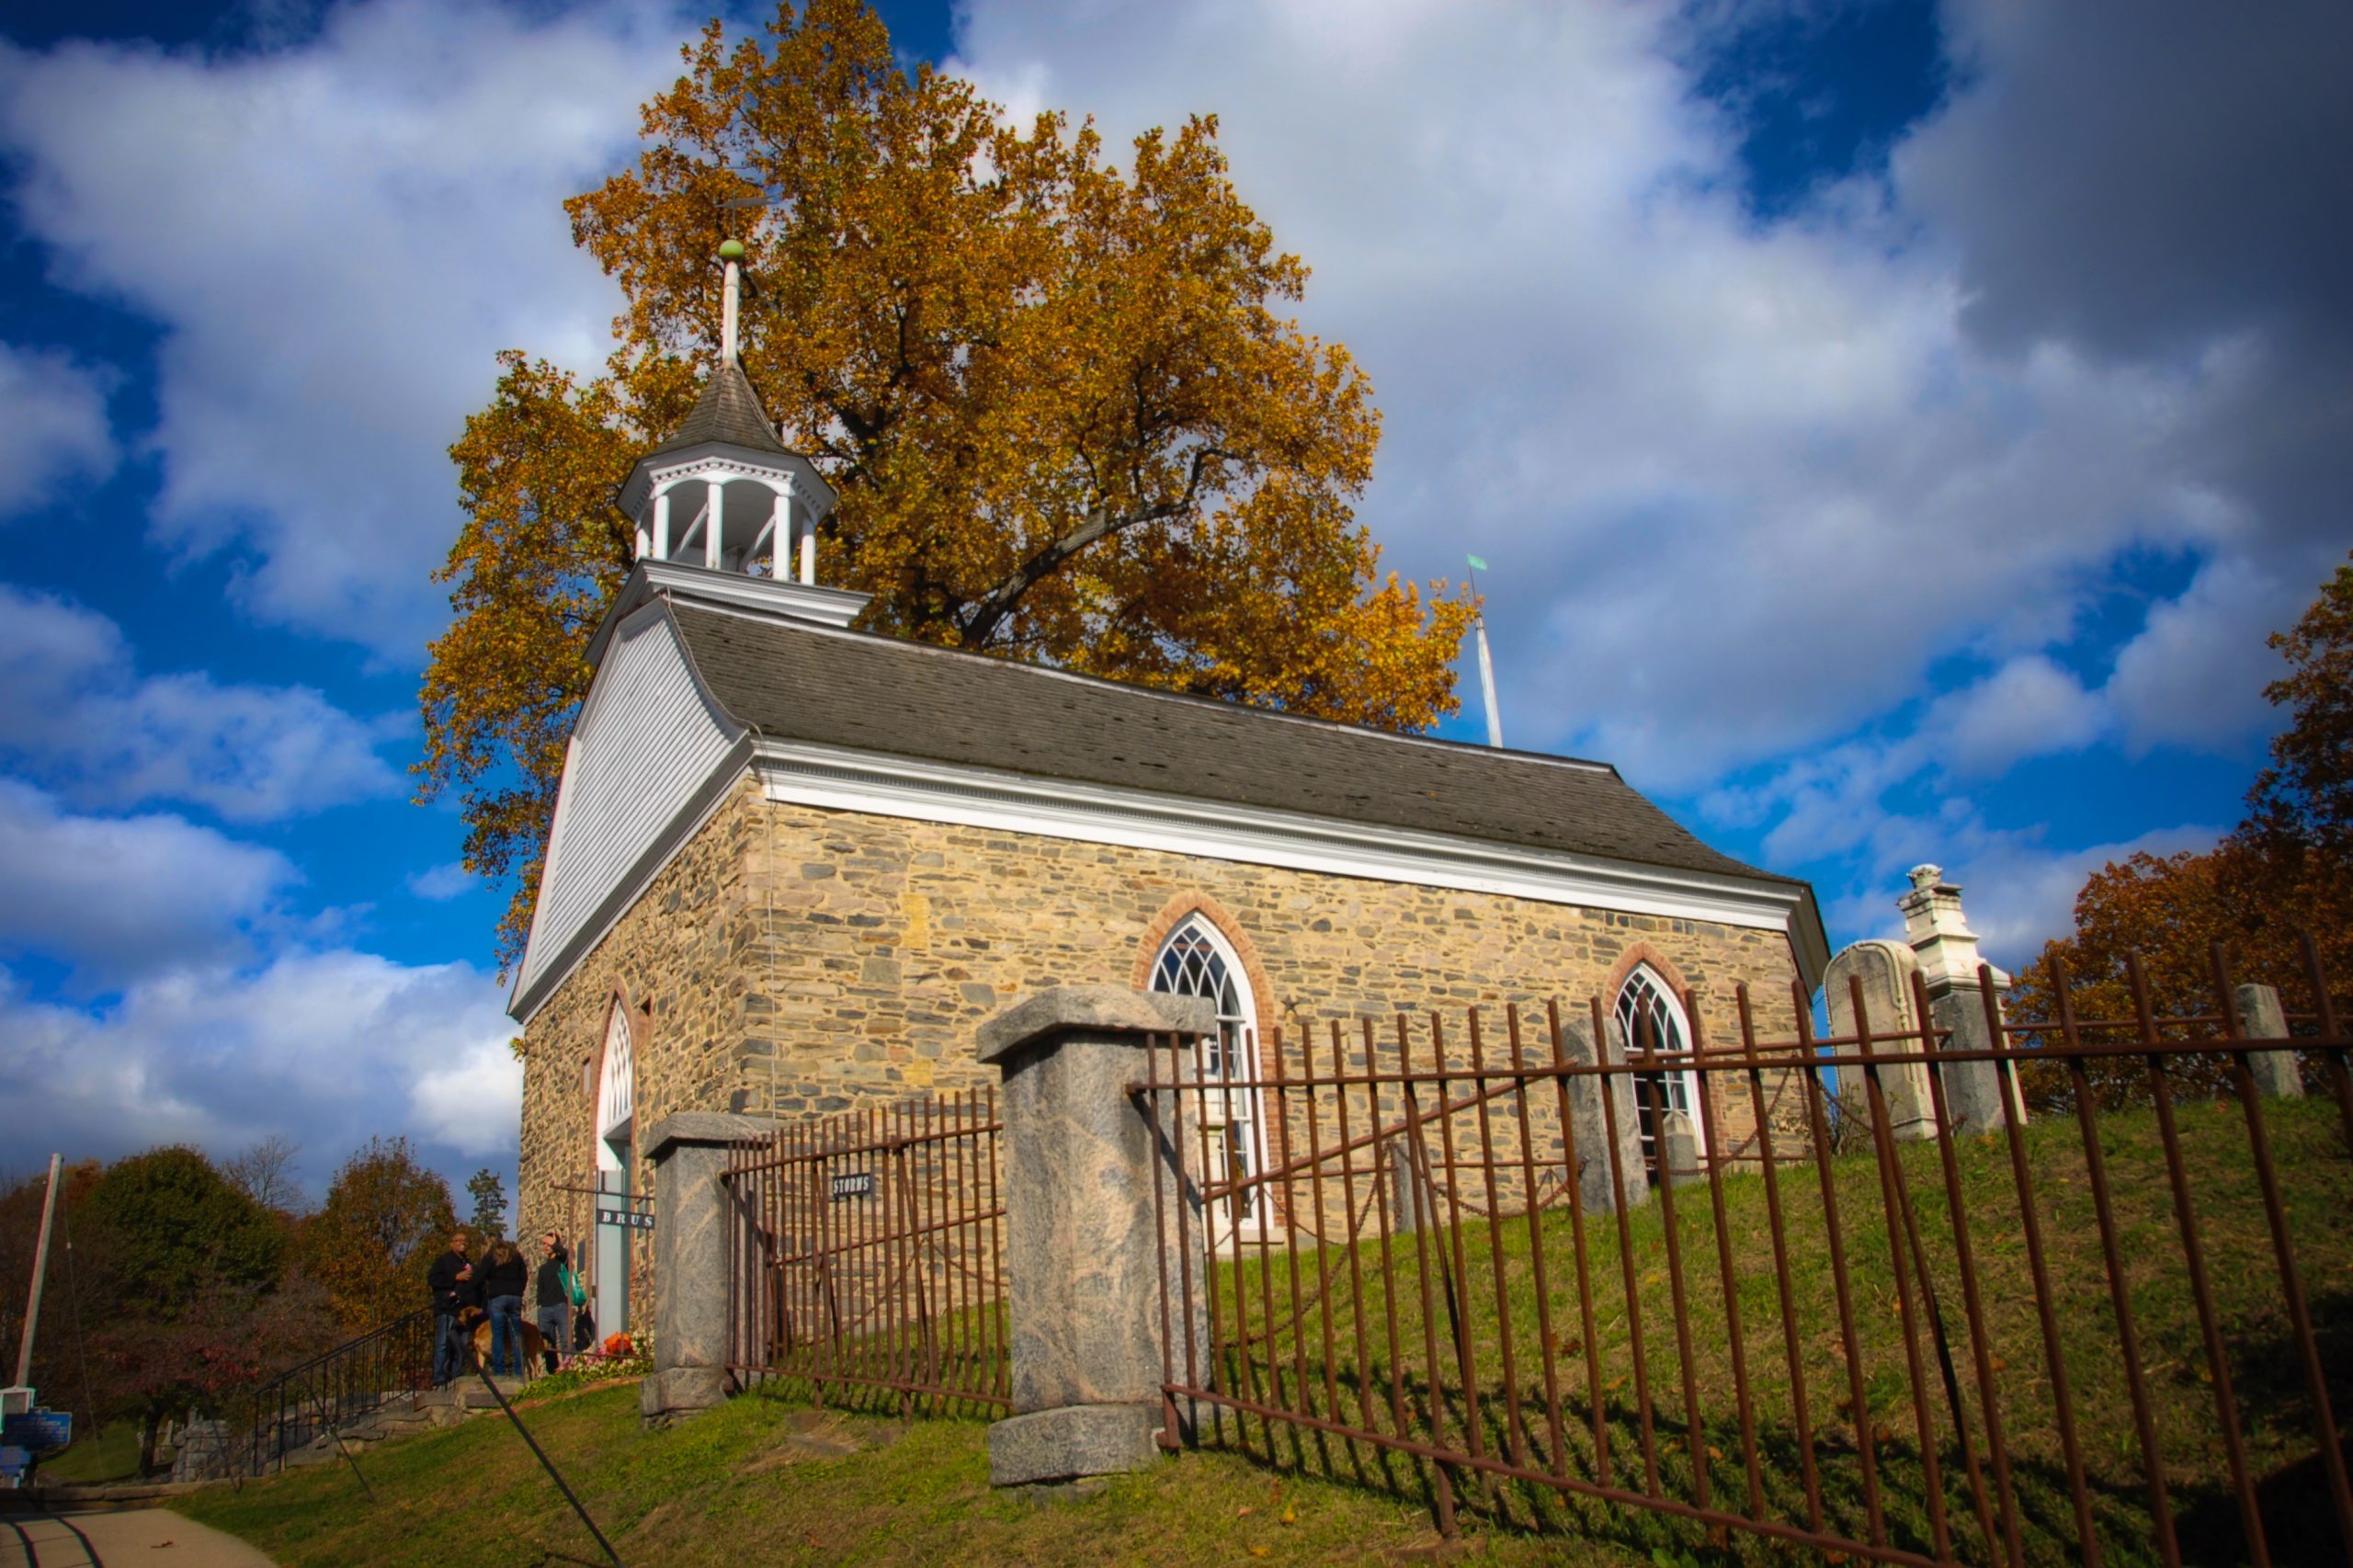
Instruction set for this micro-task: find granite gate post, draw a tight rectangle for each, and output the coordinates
[976,985,1218,1489]
[640,1111,774,1422]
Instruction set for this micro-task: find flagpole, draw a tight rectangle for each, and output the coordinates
[1466,556,1503,749]
[13,1153,62,1390]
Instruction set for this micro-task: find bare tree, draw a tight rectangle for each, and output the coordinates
[222,1136,304,1214]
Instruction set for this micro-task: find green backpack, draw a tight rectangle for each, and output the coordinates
[560,1264,586,1309]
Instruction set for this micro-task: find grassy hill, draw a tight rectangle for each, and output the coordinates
[176,1095,2349,1566]
[176,1380,1677,1566]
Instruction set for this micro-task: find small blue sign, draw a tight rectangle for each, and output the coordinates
[0,1444,29,1482]
[1,1409,70,1454]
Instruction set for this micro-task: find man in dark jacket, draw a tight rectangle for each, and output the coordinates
[426,1232,476,1386]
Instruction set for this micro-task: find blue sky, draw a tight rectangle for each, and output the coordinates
[0,0,2343,1200]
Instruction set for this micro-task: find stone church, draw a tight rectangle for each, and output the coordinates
[509,309,1829,1338]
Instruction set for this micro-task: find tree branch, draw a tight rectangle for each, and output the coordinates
[955,443,1229,648]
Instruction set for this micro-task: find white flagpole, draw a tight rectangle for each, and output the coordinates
[1467,555,1503,748]
[13,1153,62,1389]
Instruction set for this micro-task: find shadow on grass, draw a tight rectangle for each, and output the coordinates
[1184,1361,2345,1567]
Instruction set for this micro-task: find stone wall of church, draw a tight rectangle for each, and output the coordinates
[516,780,1813,1316]
[515,775,767,1324]
[733,796,1811,1162]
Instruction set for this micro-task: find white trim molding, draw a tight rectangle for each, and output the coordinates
[752,739,1819,958]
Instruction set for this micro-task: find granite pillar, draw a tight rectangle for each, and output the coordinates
[2234,983,2303,1098]
[639,1110,774,1422]
[976,985,1218,1488]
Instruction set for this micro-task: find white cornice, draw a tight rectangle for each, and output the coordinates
[585,561,873,666]
[751,738,1819,953]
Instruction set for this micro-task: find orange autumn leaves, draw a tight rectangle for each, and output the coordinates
[419,0,1474,972]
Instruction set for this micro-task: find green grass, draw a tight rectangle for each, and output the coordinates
[177,1381,1675,1566]
[33,1418,141,1484]
[1196,1093,2352,1565]
[180,1097,2352,1566]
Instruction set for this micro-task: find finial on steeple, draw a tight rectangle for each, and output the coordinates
[718,239,745,366]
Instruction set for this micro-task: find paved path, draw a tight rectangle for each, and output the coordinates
[0,1511,275,1568]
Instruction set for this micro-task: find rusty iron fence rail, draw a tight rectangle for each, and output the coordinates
[722,1087,1007,1413]
[1138,935,2353,1565]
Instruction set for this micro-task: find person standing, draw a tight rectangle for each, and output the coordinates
[426,1232,475,1387]
[533,1233,573,1375]
[480,1238,529,1378]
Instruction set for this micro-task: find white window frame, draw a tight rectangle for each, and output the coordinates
[1614,964,1705,1166]
[1149,914,1271,1233]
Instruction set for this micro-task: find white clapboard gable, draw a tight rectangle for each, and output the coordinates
[511,603,748,1013]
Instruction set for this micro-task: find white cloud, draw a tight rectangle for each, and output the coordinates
[2104,552,2308,752]
[0,583,399,821]
[947,0,2273,788]
[0,947,518,1187]
[0,778,296,980]
[0,341,116,513]
[1928,654,2110,776]
[1827,820,2225,966]
[407,860,474,901]
[0,0,688,655]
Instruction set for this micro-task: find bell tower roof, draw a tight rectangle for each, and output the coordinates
[615,241,838,590]
[646,359,790,460]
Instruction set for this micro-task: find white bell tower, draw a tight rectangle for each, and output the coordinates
[615,240,836,584]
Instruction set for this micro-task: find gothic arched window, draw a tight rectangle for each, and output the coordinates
[1150,914,1267,1228]
[1614,965,1703,1170]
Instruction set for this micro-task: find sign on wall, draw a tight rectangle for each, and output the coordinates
[596,1206,655,1232]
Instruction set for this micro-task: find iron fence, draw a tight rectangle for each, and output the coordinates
[226,1306,436,1476]
[1137,936,2352,1566]
[722,1087,1007,1413]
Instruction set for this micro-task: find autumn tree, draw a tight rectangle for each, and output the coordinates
[420,0,1475,970]
[55,1150,334,1473]
[296,1139,458,1330]
[2011,550,2353,1108]
[80,1148,284,1311]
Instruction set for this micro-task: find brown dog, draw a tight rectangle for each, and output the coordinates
[459,1306,544,1381]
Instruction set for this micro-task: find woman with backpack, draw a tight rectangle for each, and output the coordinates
[535,1233,585,1374]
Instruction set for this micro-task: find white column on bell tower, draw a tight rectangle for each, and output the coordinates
[769,483,790,578]
[705,477,724,570]
[652,488,671,562]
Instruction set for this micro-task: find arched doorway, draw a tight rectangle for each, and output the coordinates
[593,1000,635,1338]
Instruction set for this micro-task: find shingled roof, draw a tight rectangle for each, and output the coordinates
[648,361,790,459]
[665,602,1798,890]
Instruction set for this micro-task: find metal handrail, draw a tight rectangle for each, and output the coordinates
[221,1306,438,1478]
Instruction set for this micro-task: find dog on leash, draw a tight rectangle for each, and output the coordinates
[459,1306,544,1381]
